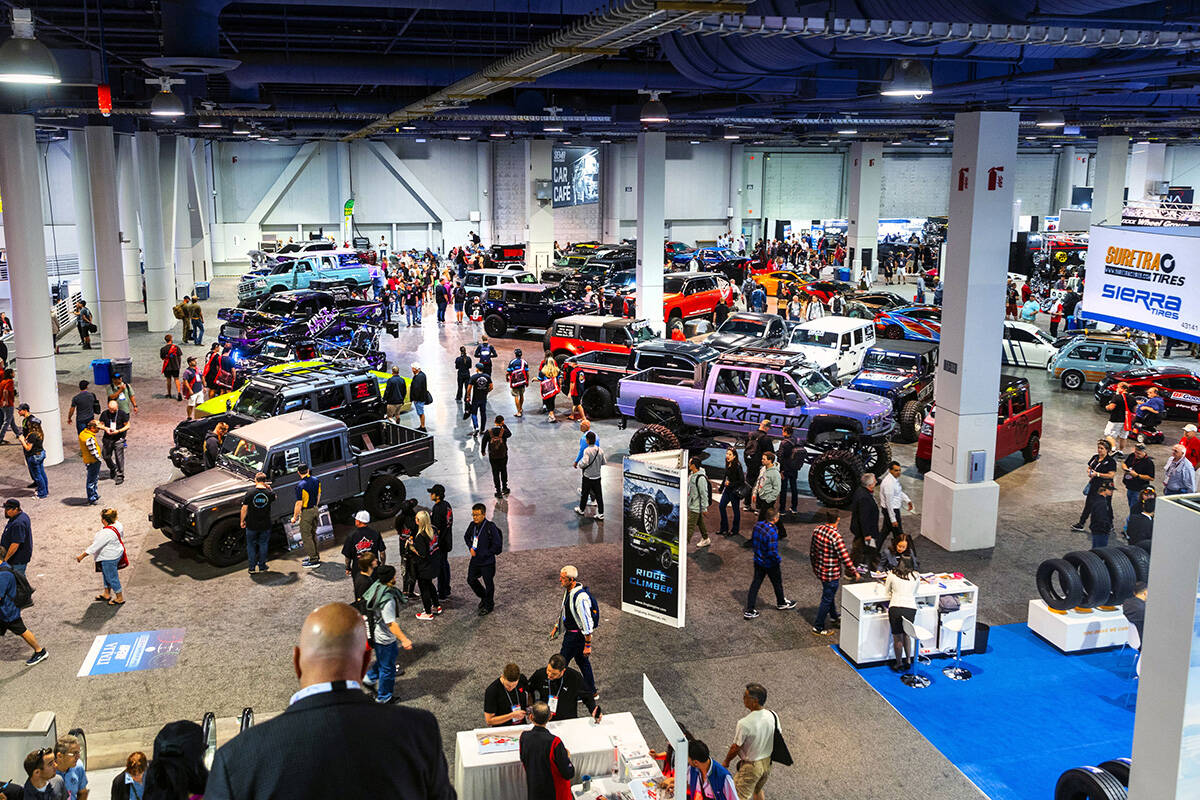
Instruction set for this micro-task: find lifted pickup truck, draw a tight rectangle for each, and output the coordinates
[218,290,385,355]
[559,339,720,419]
[846,340,938,443]
[237,254,372,303]
[616,348,895,507]
[915,375,1042,474]
[151,411,434,566]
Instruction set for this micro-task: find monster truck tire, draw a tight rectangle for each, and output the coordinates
[808,449,865,508]
[856,441,892,477]
[364,474,407,519]
[1115,545,1150,583]
[1036,558,1085,611]
[1064,551,1112,609]
[1091,547,1137,606]
[580,386,614,419]
[202,518,246,567]
[1097,759,1131,787]
[1053,766,1128,800]
[628,493,659,534]
[628,424,680,455]
[897,400,926,444]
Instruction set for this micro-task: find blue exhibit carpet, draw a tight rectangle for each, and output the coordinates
[842,623,1136,800]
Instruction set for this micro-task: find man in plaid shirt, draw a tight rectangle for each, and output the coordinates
[809,515,855,635]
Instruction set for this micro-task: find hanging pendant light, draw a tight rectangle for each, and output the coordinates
[147,75,185,117]
[880,59,932,99]
[640,91,669,124]
[1035,110,1066,128]
[0,8,61,85]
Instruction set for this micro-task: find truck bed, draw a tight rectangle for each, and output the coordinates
[347,419,436,478]
[568,350,631,369]
[622,366,699,388]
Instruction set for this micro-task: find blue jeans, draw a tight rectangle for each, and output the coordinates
[0,407,18,441]
[560,630,596,695]
[717,485,741,534]
[1091,532,1110,549]
[1124,488,1141,531]
[367,640,400,703]
[781,469,800,511]
[27,453,47,497]
[75,418,89,435]
[405,305,418,325]
[192,321,204,345]
[814,579,840,630]
[436,303,446,322]
[85,461,101,503]
[470,402,487,430]
[246,528,270,570]
[99,559,122,593]
[10,563,25,576]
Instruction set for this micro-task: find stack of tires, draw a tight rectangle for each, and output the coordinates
[1055,758,1130,799]
[1036,546,1149,611]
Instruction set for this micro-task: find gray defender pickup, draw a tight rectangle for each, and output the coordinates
[150,411,434,566]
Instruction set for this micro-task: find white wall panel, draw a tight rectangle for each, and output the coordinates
[492,142,525,243]
[761,152,844,223]
[1168,145,1200,187]
[390,141,477,221]
[880,155,951,218]
[346,143,435,225]
[216,142,299,224]
[1014,154,1057,217]
[665,143,730,221]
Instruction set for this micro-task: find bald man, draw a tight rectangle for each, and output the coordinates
[205,603,454,800]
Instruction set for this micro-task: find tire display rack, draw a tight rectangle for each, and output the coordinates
[1027,544,1148,653]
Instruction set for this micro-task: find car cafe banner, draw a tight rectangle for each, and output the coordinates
[551,146,599,208]
[1084,225,1200,344]
[622,451,687,628]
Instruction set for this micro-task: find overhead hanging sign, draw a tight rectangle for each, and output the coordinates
[622,451,687,628]
[551,146,599,208]
[1083,225,1200,344]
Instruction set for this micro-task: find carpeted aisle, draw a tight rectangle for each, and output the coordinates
[845,624,1136,800]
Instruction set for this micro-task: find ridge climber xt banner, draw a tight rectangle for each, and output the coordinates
[622,451,687,628]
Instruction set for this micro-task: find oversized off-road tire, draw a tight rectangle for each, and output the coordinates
[897,399,927,444]
[580,385,613,419]
[634,400,682,430]
[201,518,246,567]
[808,448,865,508]
[1092,547,1137,606]
[629,424,680,455]
[1037,558,1085,611]
[1098,759,1131,788]
[270,284,288,294]
[915,457,931,474]
[628,493,659,533]
[1061,370,1085,390]
[552,349,573,366]
[1116,545,1150,583]
[855,441,892,477]
[1064,550,1112,609]
[1022,432,1041,463]
[659,547,675,569]
[883,323,904,339]
[1053,766,1128,800]
[483,314,507,338]
[363,474,406,519]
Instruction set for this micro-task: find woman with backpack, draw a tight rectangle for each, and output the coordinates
[480,415,512,497]
[74,507,128,605]
[407,510,443,620]
[539,357,560,423]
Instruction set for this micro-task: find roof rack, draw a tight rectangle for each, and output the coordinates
[720,347,808,369]
[246,362,374,392]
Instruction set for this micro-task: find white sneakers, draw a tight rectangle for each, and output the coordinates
[697,537,712,548]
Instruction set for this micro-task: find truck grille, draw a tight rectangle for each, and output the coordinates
[152,498,178,530]
[852,385,891,398]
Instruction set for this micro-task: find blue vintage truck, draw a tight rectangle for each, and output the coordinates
[237,253,373,304]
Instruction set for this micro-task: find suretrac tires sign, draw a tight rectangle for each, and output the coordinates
[1083,225,1200,344]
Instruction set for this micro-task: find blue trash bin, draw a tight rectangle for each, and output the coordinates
[838,267,851,282]
[91,359,113,386]
[193,282,211,301]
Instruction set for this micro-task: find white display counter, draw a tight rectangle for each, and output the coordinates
[1027,599,1130,652]
[840,574,979,665]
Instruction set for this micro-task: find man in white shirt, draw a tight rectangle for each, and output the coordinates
[878,460,913,545]
[722,683,777,800]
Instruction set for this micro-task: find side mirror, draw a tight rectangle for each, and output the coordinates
[784,392,800,408]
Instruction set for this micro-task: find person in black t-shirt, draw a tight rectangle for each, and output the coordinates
[484,663,531,726]
[428,484,453,599]
[98,400,131,485]
[160,334,183,400]
[1072,439,1118,532]
[454,347,473,401]
[527,654,601,722]
[351,551,378,615]
[240,472,276,573]
[465,365,493,436]
[1103,381,1133,458]
[343,511,386,575]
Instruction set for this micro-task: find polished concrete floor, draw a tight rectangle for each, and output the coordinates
[1,276,1193,798]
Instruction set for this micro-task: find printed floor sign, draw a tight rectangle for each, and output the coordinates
[622,451,687,628]
[78,628,186,677]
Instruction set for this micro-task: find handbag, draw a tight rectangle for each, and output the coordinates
[769,710,793,766]
[93,524,130,571]
[1082,482,1091,496]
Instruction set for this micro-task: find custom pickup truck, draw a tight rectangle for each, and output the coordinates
[915,375,1042,474]
[559,340,720,419]
[846,340,938,443]
[152,411,434,566]
[218,290,385,355]
[237,254,372,303]
[616,348,895,507]
[699,312,789,352]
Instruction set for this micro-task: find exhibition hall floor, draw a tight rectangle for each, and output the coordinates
[0,278,1191,798]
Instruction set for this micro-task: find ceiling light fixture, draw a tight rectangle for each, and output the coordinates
[880,59,932,99]
[402,124,417,130]
[640,90,669,124]
[837,128,858,135]
[232,126,250,135]
[489,130,507,138]
[722,127,740,140]
[1035,110,1066,128]
[456,135,471,140]
[146,75,186,117]
[689,140,701,145]
[0,8,61,85]
[933,135,949,141]
[198,119,222,128]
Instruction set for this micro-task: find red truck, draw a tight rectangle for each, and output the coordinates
[544,315,657,366]
[915,375,1043,474]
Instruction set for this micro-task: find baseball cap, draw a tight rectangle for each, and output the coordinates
[354,510,371,523]
[1133,442,1146,451]
[16,403,28,412]
[1186,423,1198,432]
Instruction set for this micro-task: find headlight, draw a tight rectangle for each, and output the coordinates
[185,510,197,529]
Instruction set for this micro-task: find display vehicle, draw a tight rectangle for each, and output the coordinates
[544,315,657,364]
[218,290,385,355]
[1002,320,1060,368]
[1047,333,1152,390]
[782,317,877,381]
[558,339,721,419]
[915,375,1042,473]
[1095,367,1200,419]
[479,284,592,338]
[874,304,942,342]
[662,272,735,331]
[846,339,939,443]
[700,312,789,352]
[236,254,371,303]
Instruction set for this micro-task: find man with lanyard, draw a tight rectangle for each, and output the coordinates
[98,400,131,486]
[687,740,737,800]
[483,663,530,726]
[474,335,498,376]
[464,503,503,615]
[505,348,530,418]
[428,484,453,600]
[528,654,601,722]
[181,357,205,420]
[291,464,323,569]
[465,363,493,438]
[202,343,223,393]
[240,471,275,574]
[160,334,183,401]
[549,566,598,700]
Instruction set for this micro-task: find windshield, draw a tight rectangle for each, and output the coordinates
[788,368,835,400]
[221,434,267,474]
[258,297,297,315]
[904,307,940,321]
[718,318,767,336]
[259,341,291,359]
[234,386,277,417]
[269,262,296,274]
[629,321,655,342]
[514,273,538,284]
[863,351,919,372]
[789,328,839,347]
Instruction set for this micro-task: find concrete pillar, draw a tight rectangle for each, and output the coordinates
[336,141,352,245]
[116,135,142,304]
[173,137,194,296]
[477,142,493,244]
[1091,135,1129,226]
[68,131,99,321]
[135,132,175,331]
[920,112,1018,551]
[1126,141,1166,202]
[524,139,553,276]
[846,142,883,280]
[728,143,744,246]
[602,142,621,242]
[189,139,214,282]
[1053,145,1075,212]
[636,131,666,334]
[159,137,177,273]
[84,126,129,361]
[0,116,64,466]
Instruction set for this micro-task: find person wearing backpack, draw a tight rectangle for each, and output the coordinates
[1,499,33,576]
[172,296,191,343]
[0,521,47,665]
[687,740,736,800]
[506,349,530,418]
[687,456,712,548]
[480,415,512,498]
[361,564,413,705]
[550,565,599,699]
[573,431,605,520]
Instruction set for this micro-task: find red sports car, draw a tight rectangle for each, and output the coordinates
[801,280,857,304]
[1095,368,1200,418]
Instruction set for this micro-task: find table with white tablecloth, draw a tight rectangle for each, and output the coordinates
[454,712,649,800]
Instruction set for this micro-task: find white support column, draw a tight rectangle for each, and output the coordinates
[173,137,194,295]
[85,126,129,360]
[159,137,177,272]
[189,139,214,281]
[1054,145,1076,213]
[525,139,553,277]
[920,112,1018,551]
[728,142,744,244]
[135,132,175,331]
[68,131,99,321]
[336,141,352,245]
[846,142,883,280]
[1091,135,1129,227]
[0,116,63,465]
[1127,140,1166,202]
[602,142,621,242]
[477,142,493,244]
[636,131,666,334]
[116,135,142,305]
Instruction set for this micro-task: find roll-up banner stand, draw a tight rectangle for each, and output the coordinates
[622,450,687,628]
[1083,225,1200,344]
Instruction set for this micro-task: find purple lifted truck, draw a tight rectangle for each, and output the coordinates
[616,348,894,508]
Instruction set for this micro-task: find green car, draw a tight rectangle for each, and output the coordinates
[627,528,679,570]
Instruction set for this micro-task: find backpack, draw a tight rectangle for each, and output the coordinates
[508,360,529,388]
[488,427,508,460]
[692,471,712,510]
[578,585,600,630]
[172,303,185,320]
[362,580,405,640]
[0,563,34,609]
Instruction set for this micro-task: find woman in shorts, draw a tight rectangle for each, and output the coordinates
[885,555,920,672]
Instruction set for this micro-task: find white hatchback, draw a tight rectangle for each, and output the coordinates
[783,317,876,381]
[1002,320,1059,368]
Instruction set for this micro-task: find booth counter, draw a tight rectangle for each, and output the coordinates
[840,574,979,665]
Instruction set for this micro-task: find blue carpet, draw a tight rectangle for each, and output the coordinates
[843,623,1136,800]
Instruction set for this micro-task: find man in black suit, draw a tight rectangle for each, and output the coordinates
[205,603,454,800]
[849,473,880,567]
